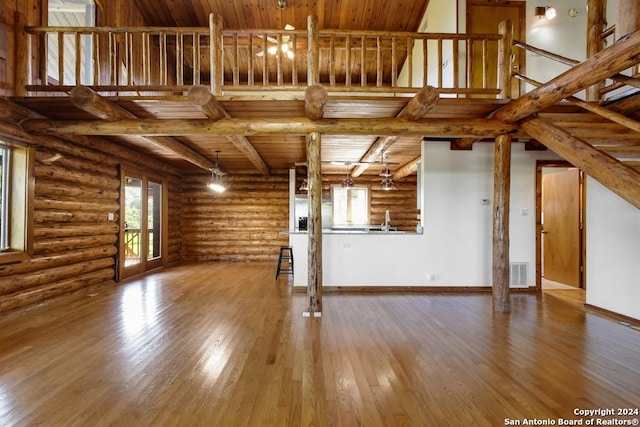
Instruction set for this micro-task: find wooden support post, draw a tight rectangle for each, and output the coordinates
[307,15,320,86]
[497,20,513,100]
[617,0,640,41]
[521,117,640,210]
[14,10,31,96]
[492,134,511,314]
[211,13,223,96]
[586,0,606,102]
[306,132,322,316]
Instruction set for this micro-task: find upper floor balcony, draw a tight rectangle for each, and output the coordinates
[20,14,518,99]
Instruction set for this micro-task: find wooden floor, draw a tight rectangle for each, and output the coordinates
[0,263,638,426]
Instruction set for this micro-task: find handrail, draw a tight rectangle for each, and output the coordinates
[512,37,640,101]
[22,14,508,97]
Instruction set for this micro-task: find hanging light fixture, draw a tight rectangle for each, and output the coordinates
[378,149,396,191]
[298,178,308,191]
[379,167,396,191]
[342,173,355,189]
[207,151,226,193]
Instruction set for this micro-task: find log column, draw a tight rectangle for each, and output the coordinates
[586,0,606,101]
[492,134,511,313]
[305,15,323,316]
[497,20,513,99]
[306,132,322,315]
[617,0,640,41]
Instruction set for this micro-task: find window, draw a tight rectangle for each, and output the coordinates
[0,146,8,250]
[47,0,96,85]
[0,142,33,263]
[332,186,370,225]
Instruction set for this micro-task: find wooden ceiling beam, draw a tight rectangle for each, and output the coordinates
[70,86,217,172]
[304,84,329,121]
[393,156,421,180]
[188,85,270,176]
[350,85,439,177]
[521,116,640,210]
[21,116,517,138]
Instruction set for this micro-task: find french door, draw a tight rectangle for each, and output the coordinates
[120,171,166,279]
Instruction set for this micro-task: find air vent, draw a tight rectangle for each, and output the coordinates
[510,262,528,288]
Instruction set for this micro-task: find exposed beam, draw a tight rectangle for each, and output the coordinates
[521,117,640,210]
[494,30,640,123]
[351,86,439,177]
[21,117,517,138]
[70,86,216,172]
[393,156,421,180]
[515,74,640,135]
[304,84,328,120]
[188,85,270,176]
[0,98,44,122]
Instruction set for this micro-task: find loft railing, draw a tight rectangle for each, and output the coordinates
[22,14,509,98]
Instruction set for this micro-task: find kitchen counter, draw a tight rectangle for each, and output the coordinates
[288,230,426,288]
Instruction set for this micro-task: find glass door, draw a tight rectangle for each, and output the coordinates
[121,173,165,279]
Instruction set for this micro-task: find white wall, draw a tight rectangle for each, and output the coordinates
[422,141,558,286]
[586,179,640,320]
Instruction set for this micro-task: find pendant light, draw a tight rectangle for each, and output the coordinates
[207,151,226,193]
[379,167,395,191]
[378,150,395,191]
[342,173,355,189]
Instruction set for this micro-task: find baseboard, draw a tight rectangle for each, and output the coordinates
[584,303,640,327]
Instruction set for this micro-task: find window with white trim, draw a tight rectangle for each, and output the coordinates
[0,141,33,263]
[0,146,9,251]
[331,186,370,226]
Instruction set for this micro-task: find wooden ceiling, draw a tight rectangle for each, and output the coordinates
[131,0,430,32]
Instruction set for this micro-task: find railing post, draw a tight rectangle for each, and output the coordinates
[307,15,320,86]
[497,20,513,99]
[586,0,606,102]
[210,13,223,95]
[15,12,32,96]
[617,0,640,41]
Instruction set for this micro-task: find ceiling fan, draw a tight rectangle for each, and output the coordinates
[256,0,295,58]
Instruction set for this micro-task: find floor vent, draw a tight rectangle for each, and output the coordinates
[510,262,528,288]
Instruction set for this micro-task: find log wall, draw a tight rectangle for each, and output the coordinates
[181,173,290,262]
[181,171,419,264]
[0,131,183,313]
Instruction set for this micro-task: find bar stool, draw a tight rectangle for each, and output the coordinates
[276,246,294,279]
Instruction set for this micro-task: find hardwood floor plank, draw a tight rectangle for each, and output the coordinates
[0,262,638,426]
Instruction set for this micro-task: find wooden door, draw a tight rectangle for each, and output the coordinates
[467,0,525,97]
[541,168,581,287]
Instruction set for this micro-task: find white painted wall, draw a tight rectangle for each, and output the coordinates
[586,179,640,320]
[291,141,560,289]
[422,141,559,286]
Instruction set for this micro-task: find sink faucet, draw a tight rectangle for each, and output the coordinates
[382,210,390,232]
